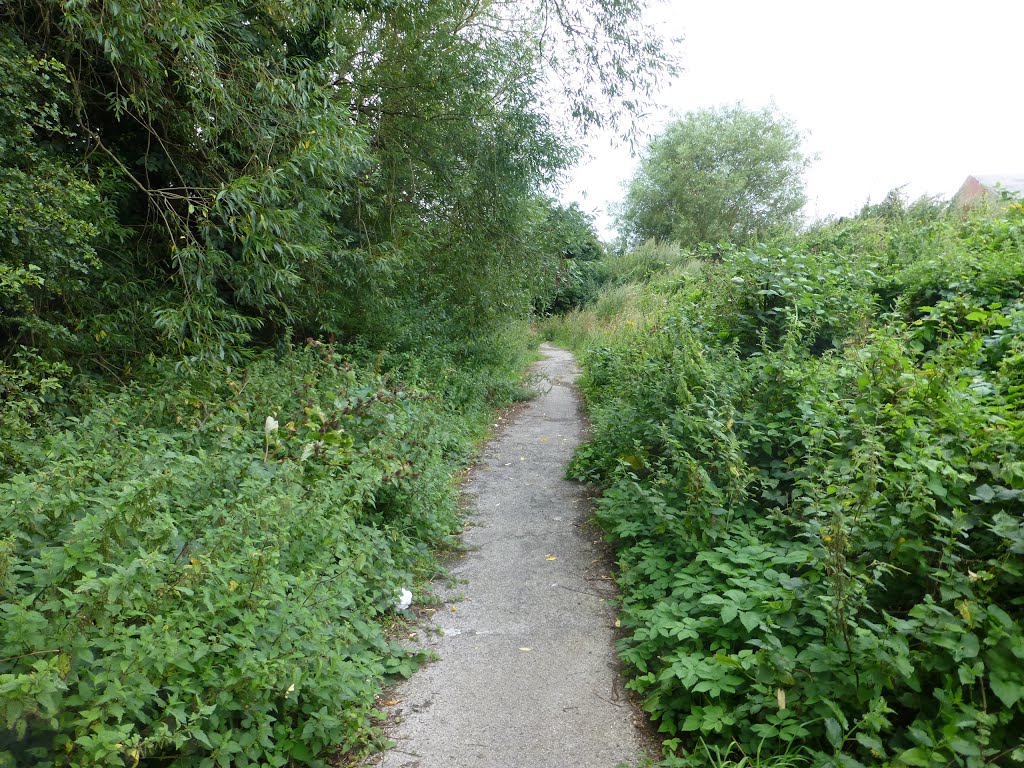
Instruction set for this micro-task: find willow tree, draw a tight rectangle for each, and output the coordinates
[1,0,671,365]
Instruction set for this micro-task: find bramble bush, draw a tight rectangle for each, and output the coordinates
[569,200,1024,767]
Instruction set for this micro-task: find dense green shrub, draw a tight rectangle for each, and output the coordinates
[572,202,1024,767]
[0,338,532,767]
[531,202,606,315]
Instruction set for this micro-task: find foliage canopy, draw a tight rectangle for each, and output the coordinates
[617,104,809,247]
[0,0,669,367]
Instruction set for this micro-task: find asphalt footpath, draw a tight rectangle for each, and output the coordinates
[368,343,648,768]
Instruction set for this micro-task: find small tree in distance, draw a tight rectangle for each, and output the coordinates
[617,104,810,247]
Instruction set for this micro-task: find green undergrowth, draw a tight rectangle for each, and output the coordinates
[565,200,1024,767]
[0,332,535,767]
[537,240,698,348]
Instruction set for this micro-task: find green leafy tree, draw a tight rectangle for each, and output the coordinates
[1,0,671,365]
[531,200,605,314]
[0,32,111,350]
[617,104,810,247]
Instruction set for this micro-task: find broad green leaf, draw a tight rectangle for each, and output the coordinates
[824,717,844,750]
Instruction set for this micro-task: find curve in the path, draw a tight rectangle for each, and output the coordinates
[370,344,646,768]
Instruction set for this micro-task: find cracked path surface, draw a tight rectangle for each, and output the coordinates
[370,344,646,768]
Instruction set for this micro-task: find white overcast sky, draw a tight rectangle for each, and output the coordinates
[562,0,1024,236]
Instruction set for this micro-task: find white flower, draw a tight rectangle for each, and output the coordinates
[286,683,295,695]
[265,415,279,434]
[396,588,413,611]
